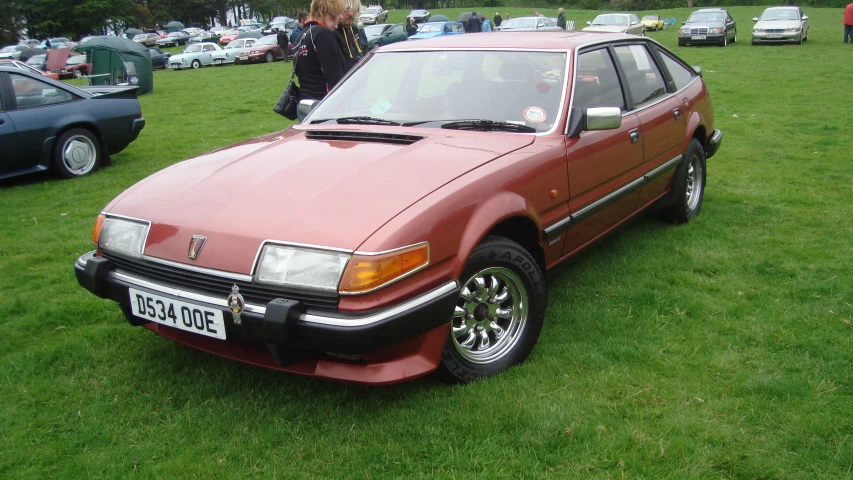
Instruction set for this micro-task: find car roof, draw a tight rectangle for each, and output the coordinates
[696,8,726,12]
[380,31,636,52]
[765,6,799,9]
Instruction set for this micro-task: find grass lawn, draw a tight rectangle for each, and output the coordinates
[2,6,852,478]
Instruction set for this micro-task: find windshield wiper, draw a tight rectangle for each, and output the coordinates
[440,120,536,133]
[311,116,402,126]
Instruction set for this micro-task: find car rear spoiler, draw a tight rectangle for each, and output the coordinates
[78,85,140,99]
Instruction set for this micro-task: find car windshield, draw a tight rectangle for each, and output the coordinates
[1,46,16,53]
[27,55,45,64]
[225,30,240,36]
[168,32,182,37]
[67,55,86,65]
[591,15,629,26]
[225,40,242,48]
[642,16,658,21]
[308,50,567,133]
[688,12,724,23]
[502,18,537,29]
[410,10,426,15]
[184,44,203,53]
[760,9,799,21]
[133,34,147,41]
[257,36,276,46]
[364,25,386,37]
[364,8,380,14]
[418,24,442,33]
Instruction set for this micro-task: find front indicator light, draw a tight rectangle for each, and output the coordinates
[92,213,106,244]
[340,243,429,294]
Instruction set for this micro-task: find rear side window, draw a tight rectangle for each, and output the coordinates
[10,73,74,108]
[613,44,667,108]
[659,51,695,91]
[574,48,626,111]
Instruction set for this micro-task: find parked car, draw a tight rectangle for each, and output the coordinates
[182,27,204,37]
[212,38,257,65]
[751,6,809,45]
[210,26,229,34]
[189,31,221,44]
[583,13,645,35]
[235,35,284,64]
[156,31,191,47]
[218,29,242,45]
[18,39,41,47]
[408,21,465,40]
[58,54,90,79]
[148,47,170,69]
[364,23,407,47]
[360,5,388,25]
[642,15,664,31]
[0,45,27,59]
[407,9,431,23]
[133,33,160,47]
[40,37,72,49]
[0,58,60,79]
[25,53,47,71]
[678,8,737,46]
[74,32,721,385]
[0,65,144,179]
[169,42,222,69]
[497,16,562,31]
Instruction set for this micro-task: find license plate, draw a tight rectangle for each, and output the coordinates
[691,35,706,40]
[129,288,226,340]
[239,56,248,60]
[767,34,783,38]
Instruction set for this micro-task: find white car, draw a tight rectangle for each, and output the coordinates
[211,38,257,65]
[360,6,388,25]
[583,13,645,36]
[169,42,221,69]
[752,6,809,45]
[0,45,27,59]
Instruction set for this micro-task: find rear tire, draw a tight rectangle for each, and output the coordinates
[53,128,101,178]
[435,236,547,384]
[660,138,706,224]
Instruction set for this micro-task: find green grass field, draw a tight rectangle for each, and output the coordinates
[2,6,852,478]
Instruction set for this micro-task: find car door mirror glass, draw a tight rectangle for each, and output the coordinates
[802,15,808,20]
[586,107,621,131]
[298,99,318,119]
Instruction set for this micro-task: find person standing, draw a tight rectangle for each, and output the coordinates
[294,0,347,121]
[336,0,368,71]
[290,11,310,47]
[466,11,482,33]
[406,17,418,36]
[494,12,502,28]
[557,8,567,30]
[481,15,492,32]
[533,10,541,18]
[277,27,290,62]
[845,1,853,44]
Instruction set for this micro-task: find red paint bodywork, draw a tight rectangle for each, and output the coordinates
[100,32,717,383]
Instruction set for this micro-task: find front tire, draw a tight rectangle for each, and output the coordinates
[191,59,200,69]
[660,138,706,224]
[435,236,547,384]
[53,128,101,178]
[722,34,728,47]
[265,51,274,63]
[73,69,82,78]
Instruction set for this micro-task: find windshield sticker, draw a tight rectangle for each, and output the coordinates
[369,97,392,115]
[523,107,547,123]
[629,45,651,71]
[536,82,551,93]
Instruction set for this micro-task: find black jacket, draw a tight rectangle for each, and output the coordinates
[557,12,567,30]
[406,22,418,36]
[294,22,347,101]
[276,29,289,50]
[466,15,482,33]
[494,14,502,27]
[336,24,368,71]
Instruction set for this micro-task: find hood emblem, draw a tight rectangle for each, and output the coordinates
[188,234,207,261]
[227,285,245,325]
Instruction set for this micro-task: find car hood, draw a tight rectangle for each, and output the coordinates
[755,20,801,29]
[582,25,630,33]
[106,128,535,273]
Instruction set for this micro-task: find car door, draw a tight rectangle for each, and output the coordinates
[612,43,686,208]
[202,44,216,64]
[560,46,644,256]
[389,25,406,43]
[0,73,21,177]
[629,15,643,35]
[725,12,736,40]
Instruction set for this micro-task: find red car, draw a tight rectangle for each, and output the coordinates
[218,29,241,45]
[235,35,287,64]
[58,54,90,79]
[75,32,721,385]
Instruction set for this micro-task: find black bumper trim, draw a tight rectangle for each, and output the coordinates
[707,129,722,159]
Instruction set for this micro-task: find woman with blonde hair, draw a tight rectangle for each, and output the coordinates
[336,0,369,70]
[293,0,347,120]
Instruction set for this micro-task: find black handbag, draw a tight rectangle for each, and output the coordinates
[273,76,299,120]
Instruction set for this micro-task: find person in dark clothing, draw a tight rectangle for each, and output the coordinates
[406,17,418,36]
[276,28,290,62]
[336,0,369,71]
[466,11,482,33]
[290,11,310,47]
[294,0,347,121]
[557,8,567,30]
[494,12,502,27]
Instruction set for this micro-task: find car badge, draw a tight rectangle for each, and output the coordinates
[227,285,245,325]
[188,234,207,261]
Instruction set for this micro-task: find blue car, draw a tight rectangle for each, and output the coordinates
[408,21,466,40]
[0,66,145,179]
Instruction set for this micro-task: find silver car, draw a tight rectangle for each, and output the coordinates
[496,17,562,31]
[752,6,809,45]
[583,13,645,36]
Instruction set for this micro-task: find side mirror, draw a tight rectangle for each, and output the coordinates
[586,21,591,25]
[802,15,808,20]
[298,99,318,119]
[681,21,686,25]
[752,17,759,22]
[692,65,703,77]
[586,107,621,131]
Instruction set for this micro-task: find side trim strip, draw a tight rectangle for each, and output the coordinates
[543,154,683,240]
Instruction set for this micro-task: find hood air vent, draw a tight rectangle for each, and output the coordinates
[305,130,424,145]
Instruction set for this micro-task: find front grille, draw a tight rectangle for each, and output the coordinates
[104,253,339,309]
[689,27,709,35]
[305,130,424,145]
[766,28,784,33]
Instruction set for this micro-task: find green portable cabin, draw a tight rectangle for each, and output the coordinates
[76,36,153,95]
[125,28,143,40]
[166,21,185,33]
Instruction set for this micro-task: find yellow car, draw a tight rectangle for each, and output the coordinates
[642,15,664,31]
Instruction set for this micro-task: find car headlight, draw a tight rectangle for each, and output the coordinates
[93,214,150,259]
[254,244,351,293]
[785,27,801,32]
[339,242,429,294]
[678,28,687,34]
[711,27,724,34]
[753,28,763,33]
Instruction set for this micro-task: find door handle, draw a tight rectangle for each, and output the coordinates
[673,108,681,120]
[0,118,4,125]
[629,129,640,143]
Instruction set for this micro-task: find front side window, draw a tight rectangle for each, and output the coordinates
[10,73,74,108]
[613,45,667,108]
[574,48,626,111]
